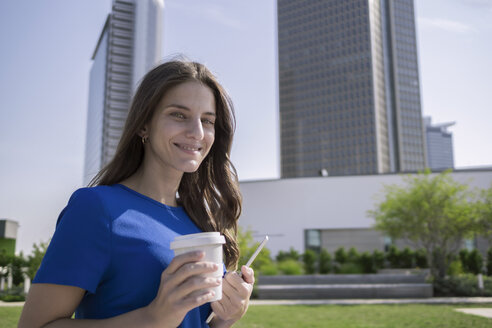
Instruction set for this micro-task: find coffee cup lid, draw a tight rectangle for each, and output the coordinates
[170,232,226,250]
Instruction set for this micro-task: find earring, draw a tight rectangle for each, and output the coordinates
[142,136,148,144]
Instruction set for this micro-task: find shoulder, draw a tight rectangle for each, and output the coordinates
[66,185,128,208]
[56,186,119,226]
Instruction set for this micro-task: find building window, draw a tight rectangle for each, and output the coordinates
[305,229,321,252]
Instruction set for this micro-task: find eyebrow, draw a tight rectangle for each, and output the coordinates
[164,104,216,117]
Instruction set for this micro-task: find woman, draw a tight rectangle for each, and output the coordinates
[18,60,253,328]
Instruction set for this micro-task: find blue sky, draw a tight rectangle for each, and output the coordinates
[0,0,491,254]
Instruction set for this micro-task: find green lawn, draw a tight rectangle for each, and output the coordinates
[0,307,23,327]
[235,304,492,328]
[2,304,491,327]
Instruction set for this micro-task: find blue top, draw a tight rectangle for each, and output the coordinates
[34,184,212,327]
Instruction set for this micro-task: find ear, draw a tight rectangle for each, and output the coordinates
[138,125,149,138]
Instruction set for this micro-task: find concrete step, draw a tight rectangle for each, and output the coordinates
[256,274,433,299]
[258,273,428,285]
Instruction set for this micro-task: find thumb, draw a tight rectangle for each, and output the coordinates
[241,265,255,284]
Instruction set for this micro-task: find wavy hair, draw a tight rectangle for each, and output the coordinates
[89,60,242,270]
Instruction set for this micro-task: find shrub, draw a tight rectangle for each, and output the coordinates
[372,250,385,271]
[347,247,359,263]
[415,249,428,268]
[447,260,464,276]
[433,274,492,297]
[467,249,483,274]
[302,249,318,274]
[386,245,401,268]
[259,263,278,276]
[276,248,300,262]
[459,249,469,272]
[487,247,492,276]
[278,259,303,275]
[337,262,363,274]
[358,252,375,273]
[400,248,414,268]
[334,247,348,264]
[319,249,332,274]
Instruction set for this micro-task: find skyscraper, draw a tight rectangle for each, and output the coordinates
[84,0,163,185]
[424,116,455,170]
[278,0,426,178]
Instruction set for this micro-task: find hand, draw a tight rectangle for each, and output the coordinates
[145,251,221,328]
[210,265,254,326]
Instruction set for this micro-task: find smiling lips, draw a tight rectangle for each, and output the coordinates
[174,143,203,153]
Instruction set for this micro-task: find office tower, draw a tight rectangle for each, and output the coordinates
[278,0,426,177]
[84,0,163,185]
[423,116,455,170]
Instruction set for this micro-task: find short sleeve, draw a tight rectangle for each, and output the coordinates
[33,188,111,293]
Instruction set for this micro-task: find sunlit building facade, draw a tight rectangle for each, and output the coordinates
[84,0,163,185]
[278,0,426,177]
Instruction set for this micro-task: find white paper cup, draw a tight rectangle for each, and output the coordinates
[170,232,226,301]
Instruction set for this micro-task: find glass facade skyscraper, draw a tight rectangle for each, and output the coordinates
[278,0,426,177]
[84,0,162,185]
[424,116,455,170]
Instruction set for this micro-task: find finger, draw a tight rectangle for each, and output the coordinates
[211,297,227,317]
[181,289,217,311]
[225,272,251,295]
[241,266,255,284]
[173,275,222,301]
[165,251,205,275]
[165,261,219,288]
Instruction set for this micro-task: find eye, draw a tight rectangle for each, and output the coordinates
[170,112,186,119]
[202,118,215,125]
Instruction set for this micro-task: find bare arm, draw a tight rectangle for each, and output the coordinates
[18,283,155,328]
[18,251,219,328]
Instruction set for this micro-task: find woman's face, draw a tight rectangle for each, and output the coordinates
[142,81,216,176]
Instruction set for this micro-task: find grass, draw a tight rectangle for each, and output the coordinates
[235,304,492,328]
[1,304,491,327]
[0,307,23,327]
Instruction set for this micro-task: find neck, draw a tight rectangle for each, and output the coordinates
[121,159,183,207]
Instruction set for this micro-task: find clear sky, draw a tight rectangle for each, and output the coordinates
[0,0,491,255]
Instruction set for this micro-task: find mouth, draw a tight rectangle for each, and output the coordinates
[174,143,203,153]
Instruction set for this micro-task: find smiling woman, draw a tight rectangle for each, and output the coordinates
[17,60,254,328]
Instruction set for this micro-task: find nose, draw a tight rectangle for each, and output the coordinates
[186,118,204,140]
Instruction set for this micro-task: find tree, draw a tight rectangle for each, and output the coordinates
[368,170,478,278]
[238,227,273,272]
[26,241,49,280]
[478,184,492,241]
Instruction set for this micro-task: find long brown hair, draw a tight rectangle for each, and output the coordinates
[89,60,242,270]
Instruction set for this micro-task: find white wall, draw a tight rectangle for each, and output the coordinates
[238,170,492,256]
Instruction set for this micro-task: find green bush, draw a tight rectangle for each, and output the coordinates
[372,250,385,271]
[347,247,359,263]
[487,247,492,276]
[433,273,492,297]
[447,260,464,276]
[259,263,278,276]
[319,249,332,274]
[278,259,303,275]
[358,252,375,273]
[0,286,25,302]
[337,262,364,274]
[400,248,414,268]
[334,247,348,265]
[467,249,483,274]
[459,249,470,272]
[386,245,401,268]
[302,249,318,274]
[276,248,300,262]
[415,249,428,268]
[1,294,25,302]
